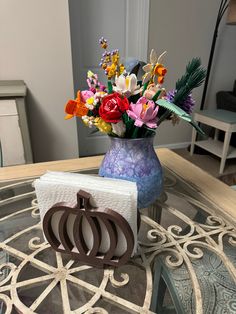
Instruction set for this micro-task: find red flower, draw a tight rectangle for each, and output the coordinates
[99,93,129,123]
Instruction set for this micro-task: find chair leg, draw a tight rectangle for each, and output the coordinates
[220,131,232,174]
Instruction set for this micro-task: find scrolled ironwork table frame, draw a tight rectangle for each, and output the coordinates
[0,148,235,314]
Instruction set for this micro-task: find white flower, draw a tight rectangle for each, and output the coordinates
[111,121,126,137]
[113,73,141,97]
[94,91,107,100]
[82,115,94,128]
[142,49,167,84]
[85,92,107,110]
[85,97,95,110]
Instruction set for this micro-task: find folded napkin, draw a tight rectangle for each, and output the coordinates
[34,171,138,256]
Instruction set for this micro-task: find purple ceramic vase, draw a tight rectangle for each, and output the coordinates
[99,136,163,208]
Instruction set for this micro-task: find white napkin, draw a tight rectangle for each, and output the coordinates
[34,171,138,256]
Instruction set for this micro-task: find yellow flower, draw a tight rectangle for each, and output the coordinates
[87,70,95,79]
[106,63,116,79]
[85,97,95,110]
[112,54,119,64]
[94,117,112,134]
[119,64,125,74]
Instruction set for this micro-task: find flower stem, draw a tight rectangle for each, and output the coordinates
[131,126,139,138]
[157,110,171,126]
[142,82,149,95]
[108,81,113,94]
[152,90,162,102]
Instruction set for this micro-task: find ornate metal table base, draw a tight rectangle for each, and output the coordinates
[0,171,235,313]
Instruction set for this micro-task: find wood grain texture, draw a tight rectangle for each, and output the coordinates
[0,155,104,182]
[1,148,235,222]
[158,149,236,224]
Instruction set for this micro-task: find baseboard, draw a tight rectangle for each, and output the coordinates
[156,142,191,150]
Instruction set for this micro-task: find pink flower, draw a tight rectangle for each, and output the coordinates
[127,97,159,128]
[87,71,106,93]
[81,90,94,102]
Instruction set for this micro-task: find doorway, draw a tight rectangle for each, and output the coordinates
[69,0,150,156]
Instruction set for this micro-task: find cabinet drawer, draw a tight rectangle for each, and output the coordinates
[0,100,25,166]
[0,99,18,116]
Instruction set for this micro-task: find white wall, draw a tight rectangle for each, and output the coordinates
[2,0,235,160]
[207,12,236,108]
[0,0,78,162]
[149,0,236,147]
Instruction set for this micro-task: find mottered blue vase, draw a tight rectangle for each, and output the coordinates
[99,136,163,208]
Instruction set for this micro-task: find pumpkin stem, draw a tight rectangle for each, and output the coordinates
[77,190,92,210]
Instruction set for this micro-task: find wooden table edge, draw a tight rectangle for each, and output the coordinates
[157,149,236,223]
[1,148,235,222]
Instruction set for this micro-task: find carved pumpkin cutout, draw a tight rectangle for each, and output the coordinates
[42,190,135,267]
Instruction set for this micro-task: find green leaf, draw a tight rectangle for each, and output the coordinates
[156,99,205,135]
[156,99,192,122]
[190,121,205,136]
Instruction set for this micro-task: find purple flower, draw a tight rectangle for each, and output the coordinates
[166,90,195,114]
[127,96,159,128]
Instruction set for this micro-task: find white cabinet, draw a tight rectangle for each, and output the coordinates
[0,81,33,166]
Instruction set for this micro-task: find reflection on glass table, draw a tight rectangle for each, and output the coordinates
[0,165,236,314]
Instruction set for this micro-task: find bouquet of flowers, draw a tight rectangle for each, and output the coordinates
[65,37,206,138]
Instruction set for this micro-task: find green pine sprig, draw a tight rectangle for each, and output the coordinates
[174,58,206,105]
[176,58,202,89]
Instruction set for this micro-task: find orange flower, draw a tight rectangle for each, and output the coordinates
[158,76,165,84]
[154,64,167,76]
[65,91,88,119]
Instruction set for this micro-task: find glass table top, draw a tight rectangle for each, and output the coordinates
[0,167,235,314]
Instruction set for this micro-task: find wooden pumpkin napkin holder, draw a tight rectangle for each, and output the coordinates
[42,190,135,268]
